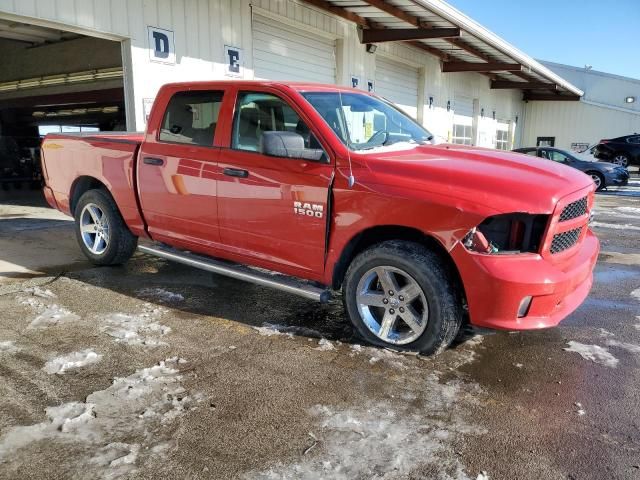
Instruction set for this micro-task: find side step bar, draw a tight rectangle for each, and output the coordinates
[138,244,332,303]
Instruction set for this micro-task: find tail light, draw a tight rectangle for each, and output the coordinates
[599,139,609,144]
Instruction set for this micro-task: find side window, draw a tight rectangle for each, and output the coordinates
[159,90,224,146]
[524,150,538,157]
[232,91,325,160]
[544,150,568,162]
[627,136,640,144]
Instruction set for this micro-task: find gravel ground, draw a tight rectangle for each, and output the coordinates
[0,179,638,480]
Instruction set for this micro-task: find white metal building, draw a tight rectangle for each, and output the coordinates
[522,61,640,150]
[0,0,583,154]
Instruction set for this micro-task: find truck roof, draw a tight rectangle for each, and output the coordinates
[159,80,370,94]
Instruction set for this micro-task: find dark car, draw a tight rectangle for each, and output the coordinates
[593,134,640,168]
[513,147,629,191]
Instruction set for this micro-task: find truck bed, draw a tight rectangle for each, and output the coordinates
[41,132,147,237]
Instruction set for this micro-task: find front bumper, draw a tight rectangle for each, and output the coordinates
[451,229,599,330]
[604,171,629,186]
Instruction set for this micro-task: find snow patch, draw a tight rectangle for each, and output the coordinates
[43,349,102,374]
[606,339,640,354]
[245,374,483,480]
[590,221,640,232]
[0,341,20,355]
[597,328,615,337]
[0,358,203,477]
[101,304,170,346]
[631,288,640,301]
[476,473,490,480]
[252,322,322,339]
[136,287,184,303]
[315,338,335,351]
[617,206,640,215]
[22,286,56,298]
[18,293,81,329]
[563,341,619,368]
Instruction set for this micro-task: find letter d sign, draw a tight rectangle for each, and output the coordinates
[148,26,175,65]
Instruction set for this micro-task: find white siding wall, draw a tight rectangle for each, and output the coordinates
[523,100,640,150]
[0,0,525,139]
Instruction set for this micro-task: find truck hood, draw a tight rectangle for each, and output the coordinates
[359,143,593,215]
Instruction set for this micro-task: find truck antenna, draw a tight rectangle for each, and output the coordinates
[338,89,355,188]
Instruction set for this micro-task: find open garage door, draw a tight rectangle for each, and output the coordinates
[0,20,125,198]
[252,14,336,84]
[375,56,419,119]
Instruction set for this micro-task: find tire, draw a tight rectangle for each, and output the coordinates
[612,153,630,168]
[74,189,138,265]
[342,240,463,356]
[586,171,605,191]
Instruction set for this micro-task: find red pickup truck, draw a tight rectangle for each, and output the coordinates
[41,81,599,355]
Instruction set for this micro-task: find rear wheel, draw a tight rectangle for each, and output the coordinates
[74,189,137,265]
[613,153,630,168]
[342,240,463,355]
[587,171,605,191]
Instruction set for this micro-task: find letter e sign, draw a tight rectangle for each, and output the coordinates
[148,26,176,65]
[224,45,243,77]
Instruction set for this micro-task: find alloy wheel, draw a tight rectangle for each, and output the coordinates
[80,203,110,255]
[356,266,428,345]
[613,155,629,167]
[590,173,602,189]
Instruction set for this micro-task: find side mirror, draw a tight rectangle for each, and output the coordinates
[260,131,325,161]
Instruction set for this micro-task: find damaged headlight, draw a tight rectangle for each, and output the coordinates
[462,213,549,254]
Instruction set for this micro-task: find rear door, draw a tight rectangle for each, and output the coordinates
[216,87,334,279]
[137,87,227,249]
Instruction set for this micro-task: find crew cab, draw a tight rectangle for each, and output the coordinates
[40,81,599,355]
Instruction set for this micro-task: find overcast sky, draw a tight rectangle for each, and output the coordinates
[446,0,640,80]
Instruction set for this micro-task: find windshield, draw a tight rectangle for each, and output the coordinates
[301,92,433,151]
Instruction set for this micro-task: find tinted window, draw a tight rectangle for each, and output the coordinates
[542,149,569,162]
[627,136,640,144]
[159,90,224,146]
[232,91,324,158]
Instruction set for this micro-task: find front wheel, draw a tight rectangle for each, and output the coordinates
[342,240,463,355]
[74,189,138,265]
[587,171,605,191]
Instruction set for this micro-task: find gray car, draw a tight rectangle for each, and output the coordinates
[513,146,629,191]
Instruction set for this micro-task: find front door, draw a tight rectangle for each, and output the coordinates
[216,89,333,278]
[137,88,225,249]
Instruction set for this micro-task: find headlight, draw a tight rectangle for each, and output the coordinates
[462,213,550,254]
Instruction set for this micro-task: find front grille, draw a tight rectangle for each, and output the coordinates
[550,227,582,254]
[559,196,588,222]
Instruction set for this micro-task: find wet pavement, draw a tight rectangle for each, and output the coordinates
[0,180,639,480]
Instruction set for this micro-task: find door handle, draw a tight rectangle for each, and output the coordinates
[223,168,249,178]
[143,157,164,166]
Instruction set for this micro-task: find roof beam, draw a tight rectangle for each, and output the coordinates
[361,0,423,27]
[407,41,450,61]
[442,62,523,73]
[491,80,558,90]
[359,27,460,43]
[303,0,370,27]
[524,93,580,101]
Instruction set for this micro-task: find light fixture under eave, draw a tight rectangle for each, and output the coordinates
[625,96,636,104]
[365,43,377,54]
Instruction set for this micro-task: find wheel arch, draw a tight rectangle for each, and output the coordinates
[331,225,466,302]
[69,176,109,216]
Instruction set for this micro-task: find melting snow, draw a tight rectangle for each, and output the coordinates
[18,290,80,329]
[597,328,615,337]
[252,323,322,339]
[590,221,640,232]
[136,287,184,303]
[605,340,640,354]
[0,341,20,355]
[631,288,640,301]
[101,304,171,346]
[0,358,202,478]
[245,374,483,480]
[315,338,335,351]
[476,473,490,480]
[563,341,619,368]
[43,349,102,374]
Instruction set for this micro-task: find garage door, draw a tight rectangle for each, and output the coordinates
[452,96,474,145]
[375,57,419,118]
[252,15,336,84]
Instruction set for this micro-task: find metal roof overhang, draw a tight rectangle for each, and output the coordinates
[303,0,584,100]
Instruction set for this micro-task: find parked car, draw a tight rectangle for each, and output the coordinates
[513,146,628,191]
[40,81,599,355]
[593,134,640,167]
